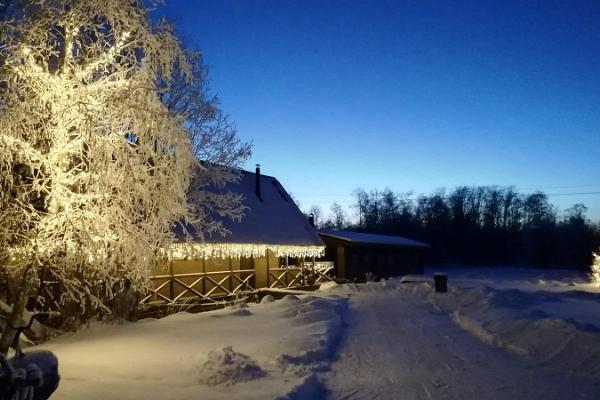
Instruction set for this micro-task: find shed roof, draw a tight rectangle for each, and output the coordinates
[179,167,324,248]
[319,229,430,248]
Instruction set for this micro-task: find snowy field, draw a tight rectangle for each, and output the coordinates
[31,266,600,399]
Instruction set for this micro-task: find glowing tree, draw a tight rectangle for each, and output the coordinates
[0,0,204,351]
[591,249,600,284]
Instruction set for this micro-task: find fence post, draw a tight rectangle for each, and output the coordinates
[266,251,270,287]
[202,257,206,295]
[168,260,174,302]
[229,256,233,294]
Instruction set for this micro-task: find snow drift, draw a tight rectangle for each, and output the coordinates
[424,269,600,379]
[33,293,347,400]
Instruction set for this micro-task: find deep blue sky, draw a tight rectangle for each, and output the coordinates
[161,0,600,221]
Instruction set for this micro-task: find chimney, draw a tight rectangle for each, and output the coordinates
[255,164,262,201]
[308,213,315,227]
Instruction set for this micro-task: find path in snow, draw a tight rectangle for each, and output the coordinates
[321,284,600,400]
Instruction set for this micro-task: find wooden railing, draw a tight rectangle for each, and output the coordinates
[312,261,335,284]
[142,261,335,306]
[268,261,334,289]
[268,267,312,289]
[141,268,256,306]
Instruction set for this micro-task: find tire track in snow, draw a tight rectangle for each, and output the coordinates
[320,287,600,400]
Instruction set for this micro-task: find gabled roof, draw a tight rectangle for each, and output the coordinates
[180,168,324,248]
[319,229,430,248]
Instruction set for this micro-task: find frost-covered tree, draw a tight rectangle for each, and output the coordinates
[0,0,197,351]
[591,248,600,284]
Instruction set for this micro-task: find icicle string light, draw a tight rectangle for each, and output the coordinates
[168,243,325,260]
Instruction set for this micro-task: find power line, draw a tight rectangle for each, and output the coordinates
[546,191,600,197]
[298,191,600,207]
[519,184,600,190]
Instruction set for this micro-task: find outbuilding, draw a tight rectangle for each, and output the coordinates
[319,229,430,281]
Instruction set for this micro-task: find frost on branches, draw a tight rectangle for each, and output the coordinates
[0,0,201,344]
[591,249,600,284]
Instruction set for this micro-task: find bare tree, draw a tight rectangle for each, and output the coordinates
[329,202,347,230]
[352,188,369,226]
[160,47,251,240]
[308,205,322,228]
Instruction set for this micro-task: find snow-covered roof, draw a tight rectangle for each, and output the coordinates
[178,167,324,251]
[319,229,430,248]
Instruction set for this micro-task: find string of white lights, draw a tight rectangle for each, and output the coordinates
[168,242,325,260]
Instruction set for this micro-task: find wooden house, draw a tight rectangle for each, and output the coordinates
[143,166,331,306]
[319,230,430,281]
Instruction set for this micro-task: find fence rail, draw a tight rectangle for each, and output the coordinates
[268,262,334,289]
[141,268,256,306]
[142,261,334,306]
[0,262,335,310]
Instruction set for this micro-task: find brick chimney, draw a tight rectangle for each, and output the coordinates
[308,213,315,227]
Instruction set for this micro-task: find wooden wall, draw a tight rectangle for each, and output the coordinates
[320,236,426,281]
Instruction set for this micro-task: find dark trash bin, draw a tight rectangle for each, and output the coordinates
[434,273,447,293]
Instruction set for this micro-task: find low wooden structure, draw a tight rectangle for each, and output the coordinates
[319,230,429,281]
[141,166,332,309]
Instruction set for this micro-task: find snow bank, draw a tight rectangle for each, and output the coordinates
[317,281,339,291]
[277,295,347,375]
[32,293,347,400]
[341,267,600,381]
[428,280,600,378]
[426,265,599,293]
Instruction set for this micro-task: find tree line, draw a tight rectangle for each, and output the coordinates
[318,187,599,270]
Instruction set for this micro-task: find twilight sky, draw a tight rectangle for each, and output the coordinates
[161,0,600,221]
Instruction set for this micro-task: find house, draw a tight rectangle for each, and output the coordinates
[318,229,430,281]
[143,166,330,306]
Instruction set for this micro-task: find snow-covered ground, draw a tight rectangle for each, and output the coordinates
[39,295,347,399]
[30,266,600,399]
[322,269,600,399]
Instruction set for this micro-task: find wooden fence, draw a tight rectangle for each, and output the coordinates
[140,268,256,305]
[268,262,334,289]
[141,261,334,306]
[0,262,335,312]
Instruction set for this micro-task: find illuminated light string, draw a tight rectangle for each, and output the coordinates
[8,242,326,263]
[168,243,325,260]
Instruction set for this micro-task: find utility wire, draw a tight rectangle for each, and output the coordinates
[300,190,600,203]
